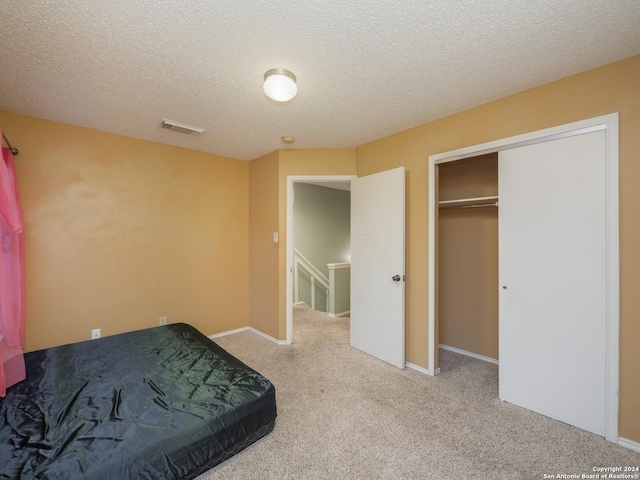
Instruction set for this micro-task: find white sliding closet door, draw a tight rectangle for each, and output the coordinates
[498,130,607,436]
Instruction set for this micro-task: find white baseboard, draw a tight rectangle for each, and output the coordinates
[209,327,249,339]
[209,326,287,345]
[440,344,499,365]
[329,310,350,318]
[247,327,288,345]
[618,437,640,452]
[405,362,439,376]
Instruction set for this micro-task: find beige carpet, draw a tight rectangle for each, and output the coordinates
[197,305,639,479]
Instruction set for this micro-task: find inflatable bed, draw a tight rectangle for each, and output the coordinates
[0,323,276,479]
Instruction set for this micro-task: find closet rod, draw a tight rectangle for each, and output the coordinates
[439,202,498,210]
[1,131,19,155]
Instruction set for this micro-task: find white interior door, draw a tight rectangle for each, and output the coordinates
[499,130,607,436]
[350,167,405,368]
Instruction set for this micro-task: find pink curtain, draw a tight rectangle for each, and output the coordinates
[0,133,26,397]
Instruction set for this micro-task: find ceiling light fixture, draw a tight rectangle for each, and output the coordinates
[263,69,297,102]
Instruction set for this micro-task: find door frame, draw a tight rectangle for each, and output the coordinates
[285,175,357,344]
[427,113,619,443]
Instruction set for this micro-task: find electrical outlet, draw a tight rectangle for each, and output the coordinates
[91,328,101,339]
[159,316,167,326]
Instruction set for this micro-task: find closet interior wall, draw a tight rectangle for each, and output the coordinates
[437,153,499,361]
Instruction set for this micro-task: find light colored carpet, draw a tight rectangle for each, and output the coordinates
[197,305,639,479]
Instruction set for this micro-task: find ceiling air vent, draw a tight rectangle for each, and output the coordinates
[160,119,205,136]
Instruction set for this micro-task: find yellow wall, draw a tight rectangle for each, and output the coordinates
[357,54,640,442]
[248,150,280,338]
[0,110,249,351]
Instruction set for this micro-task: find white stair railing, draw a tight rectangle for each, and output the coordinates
[327,262,351,317]
[294,249,330,312]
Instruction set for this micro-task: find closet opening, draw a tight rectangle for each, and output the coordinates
[436,153,499,366]
[427,113,619,443]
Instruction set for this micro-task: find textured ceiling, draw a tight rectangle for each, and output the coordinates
[1,1,639,161]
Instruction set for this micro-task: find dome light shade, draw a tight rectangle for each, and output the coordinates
[263,69,297,102]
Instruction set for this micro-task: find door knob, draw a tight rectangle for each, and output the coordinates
[392,275,401,282]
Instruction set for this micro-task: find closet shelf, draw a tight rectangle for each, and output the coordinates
[438,195,498,210]
[438,195,498,209]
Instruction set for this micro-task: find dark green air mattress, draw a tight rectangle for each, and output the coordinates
[0,323,276,479]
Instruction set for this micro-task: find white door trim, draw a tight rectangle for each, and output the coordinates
[286,175,357,344]
[427,113,619,443]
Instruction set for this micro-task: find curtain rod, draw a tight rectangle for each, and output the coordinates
[2,131,19,155]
